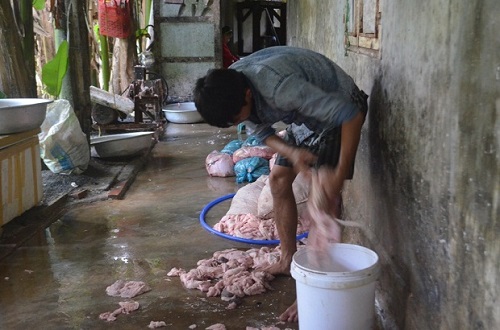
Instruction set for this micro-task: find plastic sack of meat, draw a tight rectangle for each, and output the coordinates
[232,145,275,163]
[221,140,243,155]
[234,157,269,183]
[205,150,235,177]
[242,135,264,146]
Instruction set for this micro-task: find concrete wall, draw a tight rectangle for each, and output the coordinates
[288,0,499,329]
[155,0,221,100]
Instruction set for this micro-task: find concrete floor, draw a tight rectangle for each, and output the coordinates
[0,123,298,330]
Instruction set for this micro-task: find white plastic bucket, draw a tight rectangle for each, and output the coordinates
[291,243,380,330]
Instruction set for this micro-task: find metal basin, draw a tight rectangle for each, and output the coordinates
[90,132,154,158]
[0,98,53,135]
[162,102,204,124]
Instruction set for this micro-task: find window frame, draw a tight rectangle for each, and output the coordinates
[344,0,381,58]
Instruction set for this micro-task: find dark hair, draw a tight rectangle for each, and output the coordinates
[193,69,248,128]
[222,26,232,35]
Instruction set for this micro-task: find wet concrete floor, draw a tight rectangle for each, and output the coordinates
[0,123,298,330]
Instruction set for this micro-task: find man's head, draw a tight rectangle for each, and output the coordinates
[222,26,233,44]
[194,69,250,128]
[222,26,233,36]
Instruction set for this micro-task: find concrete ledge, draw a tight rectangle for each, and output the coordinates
[0,126,164,261]
[0,194,67,260]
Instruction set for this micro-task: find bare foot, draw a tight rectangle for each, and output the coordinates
[259,259,291,276]
[279,300,298,322]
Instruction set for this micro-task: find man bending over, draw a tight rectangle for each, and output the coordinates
[193,46,368,322]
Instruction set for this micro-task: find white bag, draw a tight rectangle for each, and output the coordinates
[38,99,90,174]
[257,172,311,219]
[226,175,267,215]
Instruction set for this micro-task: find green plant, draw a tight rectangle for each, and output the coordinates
[41,40,69,97]
[94,24,110,91]
[136,0,153,53]
[32,0,45,11]
[135,25,152,54]
[0,90,6,98]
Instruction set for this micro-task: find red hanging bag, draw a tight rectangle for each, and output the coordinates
[98,0,131,38]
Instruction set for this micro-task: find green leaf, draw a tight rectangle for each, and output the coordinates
[94,23,100,37]
[42,40,69,97]
[0,90,6,98]
[135,28,151,40]
[33,0,45,11]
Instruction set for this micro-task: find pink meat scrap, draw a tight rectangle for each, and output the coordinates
[206,323,227,330]
[232,146,275,163]
[148,321,167,328]
[99,300,140,322]
[168,247,280,302]
[105,280,151,298]
[214,214,309,241]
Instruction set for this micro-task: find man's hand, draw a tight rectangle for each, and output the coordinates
[288,147,317,173]
[264,135,317,173]
[315,166,344,206]
[306,170,343,254]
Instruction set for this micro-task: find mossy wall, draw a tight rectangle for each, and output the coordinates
[287,0,499,328]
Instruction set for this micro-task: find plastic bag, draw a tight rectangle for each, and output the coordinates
[205,150,235,177]
[234,157,270,183]
[221,139,243,155]
[232,145,275,163]
[38,99,90,174]
[242,135,264,146]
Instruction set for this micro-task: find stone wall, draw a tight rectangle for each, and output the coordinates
[287,0,499,328]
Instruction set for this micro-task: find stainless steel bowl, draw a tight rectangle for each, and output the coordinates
[90,132,154,158]
[162,102,204,124]
[0,98,53,135]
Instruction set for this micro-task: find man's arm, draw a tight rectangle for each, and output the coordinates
[337,111,365,179]
[317,111,365,204]
[264,135,317,173]
[261,109,364,175]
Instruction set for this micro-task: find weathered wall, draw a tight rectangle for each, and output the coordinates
[288,0,499,329]
[155,0,221,100]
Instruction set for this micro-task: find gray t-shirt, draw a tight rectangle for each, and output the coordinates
[230,46,361,143]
